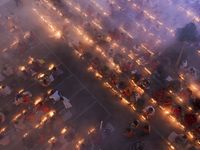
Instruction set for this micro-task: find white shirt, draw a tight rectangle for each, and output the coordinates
[49,91,60,101]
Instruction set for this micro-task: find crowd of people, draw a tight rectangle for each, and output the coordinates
[0,0,200,149]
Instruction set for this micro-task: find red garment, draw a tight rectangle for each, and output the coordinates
[22,95,29,104]
[163,97,172,108]
[124,129,133,138]
[149,60,159,69]
[152,88,165,102]
[184,114,197,127]
[172,107,181,117]
[24,111,35,123]
[180,89,192,101]
[37,101,49,112]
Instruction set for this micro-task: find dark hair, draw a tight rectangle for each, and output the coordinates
[0,134,3,140]
[134,120,139,125]
[149,107,153,112]
[127,128,131,132]
[60,97,64,101]
[15,121,19,125]
[53,67,56,71]
[43,79,47,84]
[39,102,44,106]
[144,125,149,129]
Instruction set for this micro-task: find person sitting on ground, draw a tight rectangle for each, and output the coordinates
[0,112,5,124]
[124,128,133,138]
[191,97,200,110]
[152,88,165,102]
[77,42,86,52]
[14,91,32,105]
[30,59,44,73]
[116,81,127,92]
[0,85,11,96]
[142,106,155,119]
[184,113,197,127]
[163,96,172,108]
[123,87,133,97]
[130,119,139,130]
[180,88,192,101]
[60,97,72,109]
[17,42,27,52]
[91,57,100,69]
[99,65,110,78]
[121,61,133,72]
[108,48,114,57]
[109,72,119,85]
[180,60,187,70]
[192,125,200,137]
[131,71,142,83]
[14,119,27,132]
[37,101,49,113]
[51,67,63,78]
[24,110,35,123]
[0,134,10,146]
[172,105,182,119]
[138,78,150,90]
[2,65,14,76]
[149,59,160,70]
[39,74,54,87]
[49,90,61,102]
[28,31,37,42]
[187,67,196,78]
[51,141,62,150]
[142,124,151,136]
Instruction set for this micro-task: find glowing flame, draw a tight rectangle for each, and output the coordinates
[48,137,55,143]
[34,97,42,105]
[48,64,54,70]
[49,111,55,117]
[38,73,45,78]
[61,128,67,134]
[28,57,34,64]
[19,66,25,71]
[55,31,62,39]
[88,128,95,134]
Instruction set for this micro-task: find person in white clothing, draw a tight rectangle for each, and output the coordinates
[142,106,155,119]
[60,97,72,109]
[49,90,61,102]
[0,86,11,96]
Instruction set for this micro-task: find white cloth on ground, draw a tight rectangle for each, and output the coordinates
[62,96,72,109]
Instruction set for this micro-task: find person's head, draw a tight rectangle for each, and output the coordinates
[134,120,139,125]
[148,107,153,112]
[43,79,47,84]
[60,97,64,101]
[126,128,131,132]
[15,121,19,125]
[53,67,56,71]
[182,135,187,139]
[191,114,196,119]
[39,102,44,107]
[0,134,4,140]
[144,125,149,129]
[52,142,56,148]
